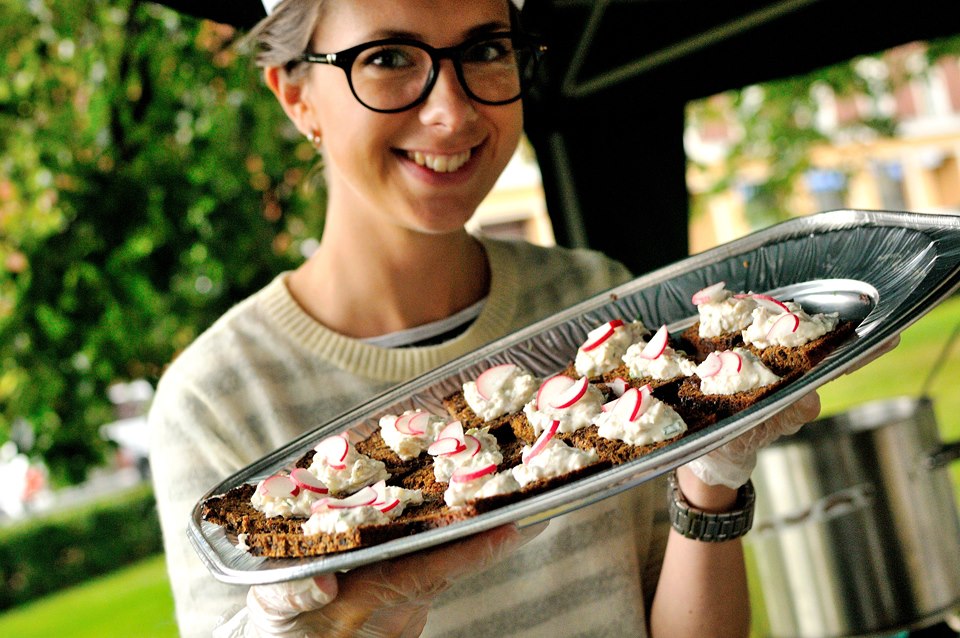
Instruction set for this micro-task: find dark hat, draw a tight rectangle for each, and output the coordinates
[149,0,268,30]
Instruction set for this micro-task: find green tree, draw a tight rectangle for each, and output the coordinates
[0,0,323,485]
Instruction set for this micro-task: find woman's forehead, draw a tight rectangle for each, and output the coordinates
[312,0,512,49]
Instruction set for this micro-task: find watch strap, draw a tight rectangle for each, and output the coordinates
[667,472,756,542]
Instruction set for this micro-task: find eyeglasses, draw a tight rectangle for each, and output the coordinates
[300,32,547,113]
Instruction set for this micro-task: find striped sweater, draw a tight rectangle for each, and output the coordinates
[149,236,670,637]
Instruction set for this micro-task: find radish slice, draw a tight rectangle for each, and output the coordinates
[375,498,401,514]
[691,281,727,305]
[324,485,378,509]
[262,474,299,498]
[394,412,426,435]
[450,463,498,484]
[316,434,350,470]
[428,437,467,456]
[581,319,625,352]
[766,312,800,340]
[637,384,653,418]
[606,377,630,398]
[435,421,465,444]
[475,363,518,400]
[601,398,619,413]
[639,325,669,360]
[750,293,790,314]
[462,434,482,458]
[536,375,576,410]
[696,352,723,378]
[549,376,589,409]
[611,387,642,421]
[522,420,560,464]
[720,350,743,373]
[290,468,328,494]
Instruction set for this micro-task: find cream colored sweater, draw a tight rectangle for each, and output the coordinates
[149,237,670,638]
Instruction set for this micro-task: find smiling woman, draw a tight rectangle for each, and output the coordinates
[145,1,872,637]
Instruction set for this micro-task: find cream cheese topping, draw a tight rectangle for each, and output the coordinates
[697,292,758,338]
[378,411,447,460]
[741,302,840,349]
[432,428,503,483]
[696,348,780,395]
[574,320,649,377]
[522,383,605,436]
[622,341,697,380]
[250,477,327,518]
[593,398,687,446]
[309,442,390,495]
[463,367,538,421]
[512,438,599,488]
[301,486,423,536]
[443,470,520,508]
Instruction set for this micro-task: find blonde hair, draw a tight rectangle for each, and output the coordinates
[245,0,324,80]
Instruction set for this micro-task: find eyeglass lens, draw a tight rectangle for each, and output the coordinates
[349,36,532,112]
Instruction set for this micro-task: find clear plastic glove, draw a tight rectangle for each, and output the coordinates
[215,521,547,638]
[685,392,821,489]
[687,335,901,489]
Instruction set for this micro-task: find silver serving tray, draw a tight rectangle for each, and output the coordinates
[188,209,960,585]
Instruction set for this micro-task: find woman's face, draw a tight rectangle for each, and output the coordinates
[300,0,523,237]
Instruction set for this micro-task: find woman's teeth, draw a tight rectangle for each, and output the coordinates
[407,150,471,173]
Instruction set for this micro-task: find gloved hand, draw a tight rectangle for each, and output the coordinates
[215,521,547,638]
[685,392,821,489]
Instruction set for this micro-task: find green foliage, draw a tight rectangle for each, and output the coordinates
[0,0,323,484]
[0,483,164,610]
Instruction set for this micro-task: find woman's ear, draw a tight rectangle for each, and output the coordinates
[265,67,317,138]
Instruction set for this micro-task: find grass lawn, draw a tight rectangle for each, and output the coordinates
[0,554,178,638]
[1,296,957,638]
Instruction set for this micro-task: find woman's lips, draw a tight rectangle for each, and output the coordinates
[405,149,473,173]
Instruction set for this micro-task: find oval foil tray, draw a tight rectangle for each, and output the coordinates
[188,209,960,585]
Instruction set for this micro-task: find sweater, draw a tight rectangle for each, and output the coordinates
[148,236,670,637]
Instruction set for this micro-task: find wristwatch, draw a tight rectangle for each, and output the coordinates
[667,471,756,542]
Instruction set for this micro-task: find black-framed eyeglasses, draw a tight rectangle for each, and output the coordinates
[300,32,547,114]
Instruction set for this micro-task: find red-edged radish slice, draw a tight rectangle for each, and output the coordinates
[750,293,790,314]
[696,352,723,378]
[536,375,576,410]
[428,437,467,456]
[549,376,589,409]
[475,363,518,400]
[611,387,642,422]
[290,468,328,495]
[450,463,498,484]
[601,398,619,413]
[691,281,727,305]
[316,434,350,470]
[406,411,431,435]
[581,319,625,352]
[375,498,401,514]
[324,485,378,509]
[636,384,654,418]
[766,312,800,340]
[436,420,465,443]
[462,434,481,458]
[261,474,299,498]
[639,325,669,360]
[522,420,560,464]
[394,412,424,435]
[720,350,743,373]
[606,377,630,398]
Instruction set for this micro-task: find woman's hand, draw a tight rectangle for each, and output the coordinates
[216,522,547,638]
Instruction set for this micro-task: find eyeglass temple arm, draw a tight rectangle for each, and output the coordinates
[301,52,338,64]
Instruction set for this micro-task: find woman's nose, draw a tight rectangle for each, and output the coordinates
[418,60,478,129]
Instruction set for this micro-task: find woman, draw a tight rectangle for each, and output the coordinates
[149,1,824,636]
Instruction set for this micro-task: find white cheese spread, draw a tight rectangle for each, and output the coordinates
[741,302,840,349]
[593,398,687,446]
[463,366,538,421]
[696,348,780,395]
[522,383,605,436]
[378,411,447,460]
[574,320,649,378]
[512,438,599,488]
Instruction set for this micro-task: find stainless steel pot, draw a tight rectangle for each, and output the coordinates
[748,396,960,638]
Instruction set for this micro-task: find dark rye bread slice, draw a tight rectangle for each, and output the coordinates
[442,390,520,444]
[569,425,684,465]
[749,319,857,378]
[679,323,744,362]
[355,430,424,476]
[201,483,470,558]
[676,373,793,422]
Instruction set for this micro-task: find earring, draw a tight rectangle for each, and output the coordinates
[308,131,322,148]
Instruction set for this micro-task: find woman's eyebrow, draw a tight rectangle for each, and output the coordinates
[362,20,511,43]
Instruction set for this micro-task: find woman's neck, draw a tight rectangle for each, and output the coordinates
[286,223,490,339]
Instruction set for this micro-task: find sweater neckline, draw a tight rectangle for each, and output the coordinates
[258,237,520,382]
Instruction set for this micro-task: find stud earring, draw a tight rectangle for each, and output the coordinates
[308,131,322,148]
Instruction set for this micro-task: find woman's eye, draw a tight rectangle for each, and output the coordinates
[361,47,415,70]
[464,40,512,63]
